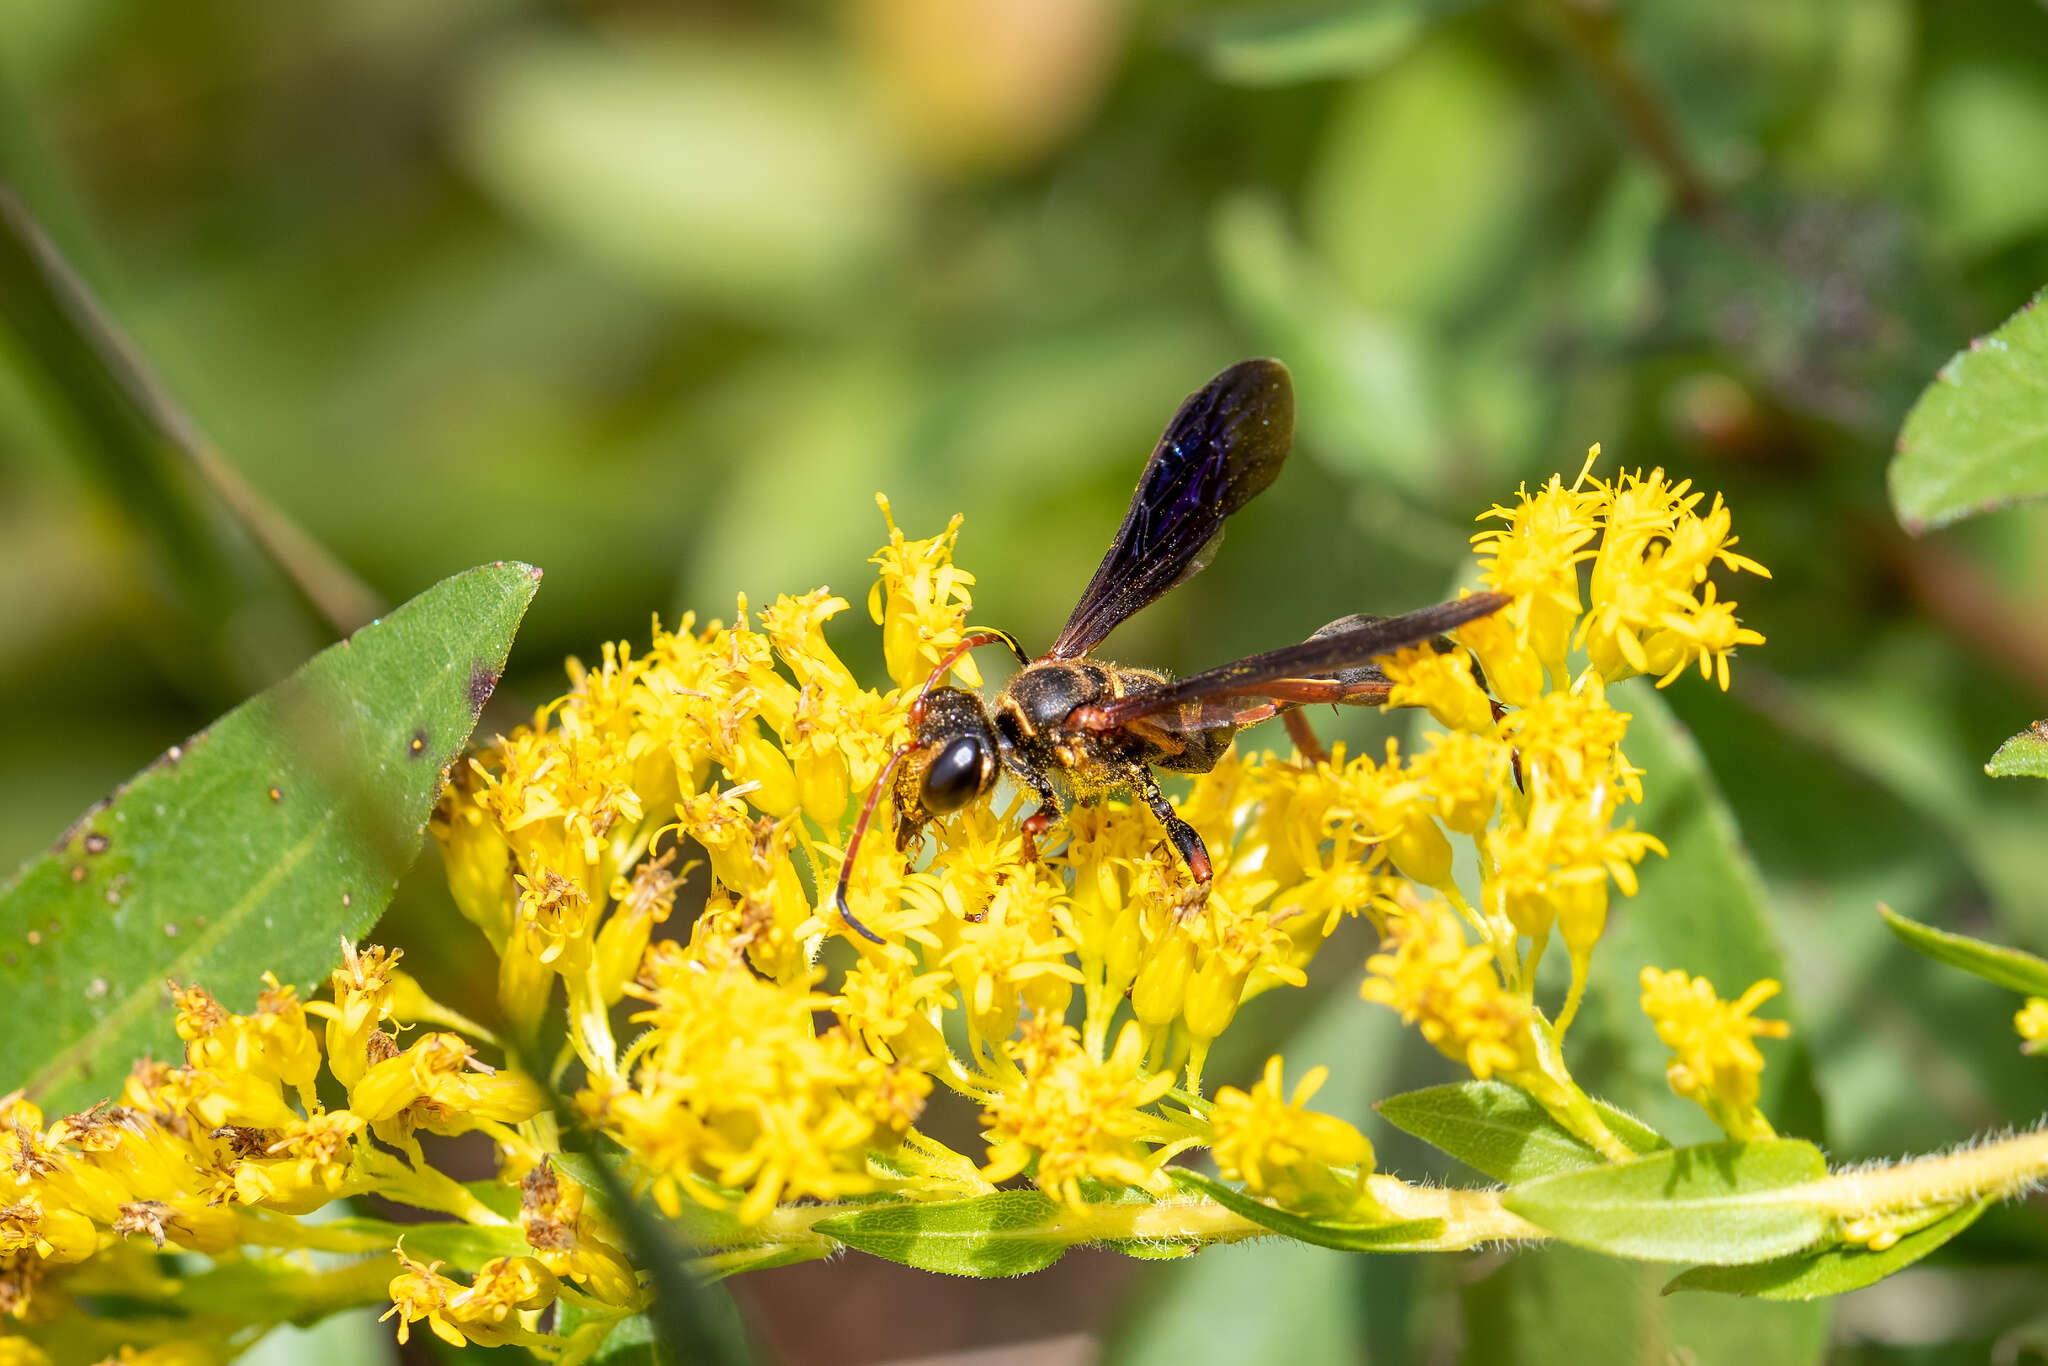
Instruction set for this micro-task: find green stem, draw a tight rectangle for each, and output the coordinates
[1515,1022,1636,1163]
[1802,1125,2048,1218]
[1531,0,1717,221]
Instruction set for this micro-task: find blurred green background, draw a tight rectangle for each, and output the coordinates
[7,0,2048,1361]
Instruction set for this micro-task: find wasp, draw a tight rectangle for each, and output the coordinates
[832,359,1508,942]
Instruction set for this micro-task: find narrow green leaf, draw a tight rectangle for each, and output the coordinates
[1190,1,1480,87]
[0,562,539,1112]
[812,1191,1069,1277]
[1503,1140,1830,1264]
[0,187,381,640]
[1665,1199,1988,1300]
[694,1243,833,1282]
[1890,286,2048,532]
[1581,686,1825,1142]
[1988,724,2048,780]
[1880,905,2048,997]
[1375,1081,1667,1183]
[1166,1169,1447,1252]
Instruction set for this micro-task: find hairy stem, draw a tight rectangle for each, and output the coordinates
[1804,1126,2048,1217]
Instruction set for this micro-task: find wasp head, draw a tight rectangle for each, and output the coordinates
[907,686,1000,816]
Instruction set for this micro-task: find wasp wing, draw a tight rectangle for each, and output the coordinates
[1077,592,1511,733]
[1046,358,1293,660]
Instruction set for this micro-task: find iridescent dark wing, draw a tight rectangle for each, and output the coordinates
[1046,359,1294,660]
[1075,593,1511,732]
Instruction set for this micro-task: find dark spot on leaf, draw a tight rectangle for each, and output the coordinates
[468,663,500,713]
[26,931,41,946]
[268,787,283,803]
[409,729,430,758]
[83,833,110,856]
[2032,719,2048,741]
[2,953,15,968]
[68,866,87,884]
[54,798,113,853]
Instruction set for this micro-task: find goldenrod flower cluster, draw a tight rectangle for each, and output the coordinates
[1638,968,1792,1140]
[1351,454,1770,1154]
[6,459,1780,1358]
[0,947,640,1363]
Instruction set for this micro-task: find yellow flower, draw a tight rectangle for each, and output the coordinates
[1361,893,1536,1081]
[1210,1057,1374,1216]
[2017,997,2048,1055]
[227,1112,364,1214]
[0,1200,97,1264]
[1579,469,1768,690]
[382,1249,556,1349]
[306,940,404,1090]
[1473,457,1604,684]
[520,1162,638,1307]
[0,1335,51,1366]
[1379,640,1497,736]
[868,495,979,692]
[1639,967,1790,1139]
[348,1034,545,1146]
[590,938,912,1225]
[981,1018,1177,1204]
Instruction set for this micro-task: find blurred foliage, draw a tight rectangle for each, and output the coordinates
[6,0,2048,1362]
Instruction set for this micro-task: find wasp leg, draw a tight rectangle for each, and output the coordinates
[1133,764,1211,904]
[1282,709,1328,765]
[1002,753,1063,864]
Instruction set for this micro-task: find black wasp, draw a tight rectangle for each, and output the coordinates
[832,359,1508,942]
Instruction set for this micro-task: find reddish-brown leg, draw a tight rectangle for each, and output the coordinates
[1283,709,1328,765]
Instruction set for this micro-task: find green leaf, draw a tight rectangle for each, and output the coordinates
[1666,1199,1989,1301]
[1166,1169,1446,1252]
[1879,905,2048,997]
[1988,724,2048,780]
[1374,1081,1667,1183]
[694,1243,832,1281]
[1462,1243,1829,1366]
[1580,685,1826,1142]
[1190,1,1480,87]
[1890,287,2048,533]
[812,1191,1069,1277]
[0,562,538,1112]
[1503,1140,1830,1265]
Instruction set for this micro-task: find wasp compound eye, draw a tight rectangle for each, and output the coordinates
[920,736,988,814]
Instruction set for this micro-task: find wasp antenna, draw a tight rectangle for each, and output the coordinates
[832,742,918,945]
[911,630,1029,720]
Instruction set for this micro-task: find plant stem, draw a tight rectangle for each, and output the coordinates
[1804,1126,2048,1217]
[1534,0,1717,221]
